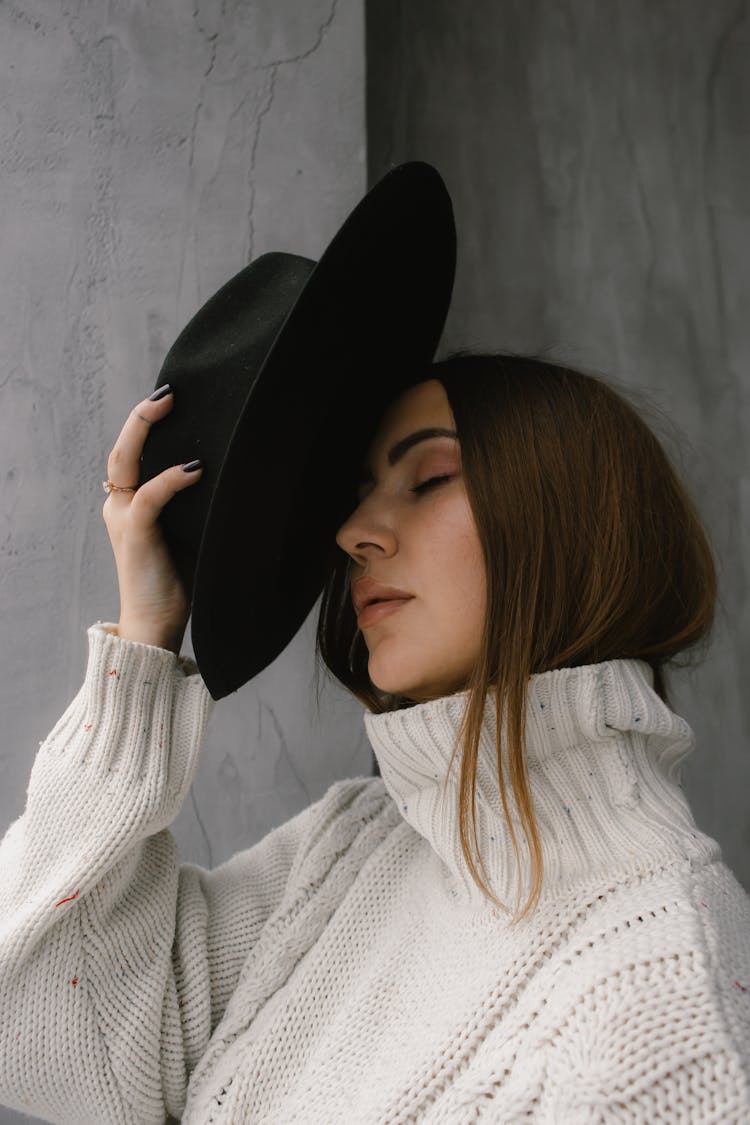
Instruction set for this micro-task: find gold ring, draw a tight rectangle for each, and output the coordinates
[102,480,138,494]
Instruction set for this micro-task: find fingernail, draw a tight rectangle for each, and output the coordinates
[182,459,203,473]
[149,383,172,401]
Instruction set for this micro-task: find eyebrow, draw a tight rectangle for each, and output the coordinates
[357,427,459,487]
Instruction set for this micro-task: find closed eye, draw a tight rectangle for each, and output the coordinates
[410,474,453,495]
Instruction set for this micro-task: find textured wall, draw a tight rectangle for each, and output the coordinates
[367,0,750,890]
[2,0,749,1117]
[0,3,365,1119]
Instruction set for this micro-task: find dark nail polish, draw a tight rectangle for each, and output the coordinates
[182,459,203,472]
[149,383,172,401]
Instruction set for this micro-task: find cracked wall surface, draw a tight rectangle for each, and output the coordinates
[3,5,749,1113]
[0,14,367,1114]
[367,0,750,891]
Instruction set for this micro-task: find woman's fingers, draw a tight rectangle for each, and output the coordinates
[105,386,175,494]
[124,459,205,528]
[101,385,204,652]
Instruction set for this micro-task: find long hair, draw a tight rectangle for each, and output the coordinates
[314,351,719,922]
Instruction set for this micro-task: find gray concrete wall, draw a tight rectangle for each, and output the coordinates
[0,2,365,1121]
[2,0,749,1120]
[367,0,750,891]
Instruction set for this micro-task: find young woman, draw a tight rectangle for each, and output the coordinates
[1,351,748,1123]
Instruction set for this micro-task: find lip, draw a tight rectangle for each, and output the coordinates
[352,577,414,615]
[356,597,413,628]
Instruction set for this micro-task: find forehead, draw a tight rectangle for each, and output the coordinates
[356,379,457,487]
[369,378,453,446]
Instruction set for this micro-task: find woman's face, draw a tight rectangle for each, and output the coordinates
[335,378,486,702]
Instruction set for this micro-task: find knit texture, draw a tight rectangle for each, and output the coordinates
[0,622,748,1123]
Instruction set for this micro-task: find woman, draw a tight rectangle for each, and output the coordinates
[0,350,748,1123]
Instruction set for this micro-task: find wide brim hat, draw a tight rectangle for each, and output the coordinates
[139,161,456,700]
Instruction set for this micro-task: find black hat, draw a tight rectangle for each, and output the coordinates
[139,161,457,700]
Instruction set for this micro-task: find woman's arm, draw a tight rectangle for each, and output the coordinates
[0,622,331,1124]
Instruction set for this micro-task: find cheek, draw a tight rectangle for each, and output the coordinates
[455,540,487,624]
[425,498,486,614]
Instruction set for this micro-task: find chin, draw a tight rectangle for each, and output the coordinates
[369,664,453,705]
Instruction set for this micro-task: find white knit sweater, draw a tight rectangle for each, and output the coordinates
[0,623,748,1124]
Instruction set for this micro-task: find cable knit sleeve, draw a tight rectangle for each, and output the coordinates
[540,873,750,1123]
[541,958,750,1121]
[0,622,331,1124]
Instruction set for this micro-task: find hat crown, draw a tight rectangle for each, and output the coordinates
[137,162,456,698]
[161,252,316,377]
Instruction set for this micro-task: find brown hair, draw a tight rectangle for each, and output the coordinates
[314,351,719,922]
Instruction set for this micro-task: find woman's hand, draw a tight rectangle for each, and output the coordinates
[102,385,204,654]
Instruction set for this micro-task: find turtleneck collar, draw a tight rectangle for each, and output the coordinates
[363,658,718,911]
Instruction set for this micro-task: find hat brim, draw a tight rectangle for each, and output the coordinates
[193,162,456,697]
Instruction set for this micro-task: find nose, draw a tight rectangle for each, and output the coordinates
[335,497,397,562]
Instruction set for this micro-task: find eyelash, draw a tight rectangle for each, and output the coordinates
[410,474,452,495]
